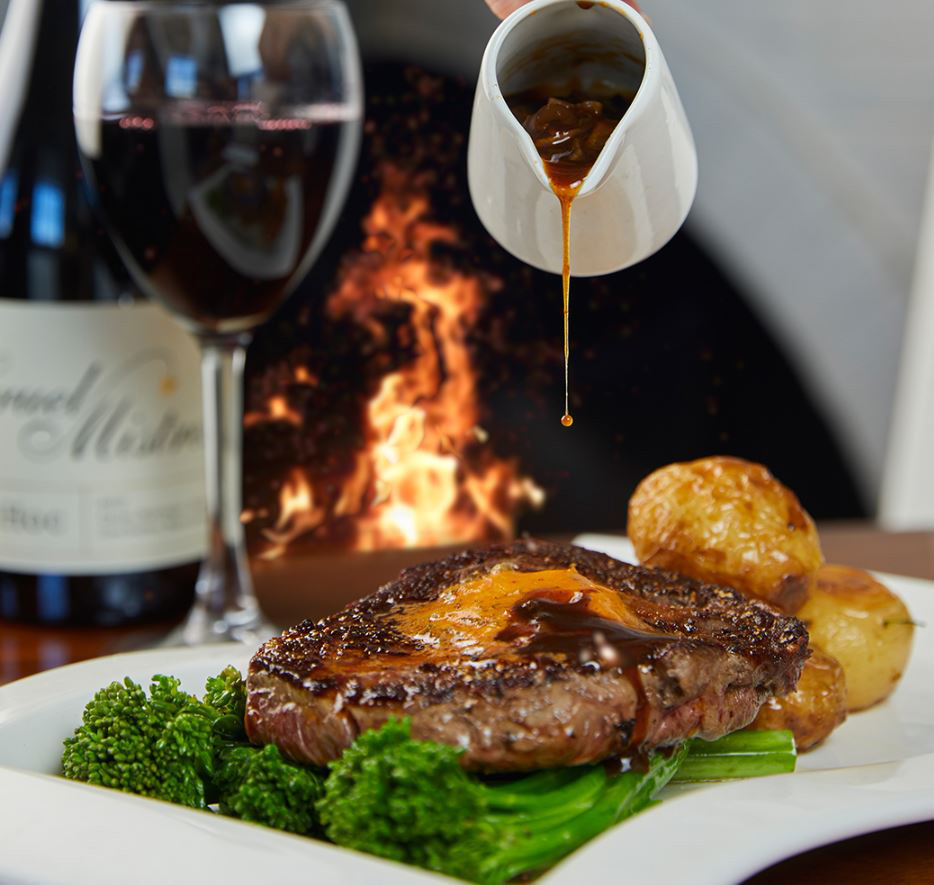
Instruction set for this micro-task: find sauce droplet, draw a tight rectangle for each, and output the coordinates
[561,413,574,427]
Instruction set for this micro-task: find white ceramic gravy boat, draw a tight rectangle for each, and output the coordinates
[467,0,697,276]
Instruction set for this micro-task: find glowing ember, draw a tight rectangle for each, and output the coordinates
[251,163,543,556]
[244,394,301,428]
[294,366,317,385]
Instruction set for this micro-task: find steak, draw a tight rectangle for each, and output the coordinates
[246,540,808,771]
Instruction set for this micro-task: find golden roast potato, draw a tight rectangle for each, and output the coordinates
[799,565,914,711]
[751,648,847,751]
[627,456,823,612]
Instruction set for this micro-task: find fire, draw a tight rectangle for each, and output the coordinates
[254,164,543,555]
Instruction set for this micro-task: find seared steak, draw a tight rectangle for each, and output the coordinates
[246,540,808,771]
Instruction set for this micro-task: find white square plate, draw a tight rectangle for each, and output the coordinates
[0,533,931,885]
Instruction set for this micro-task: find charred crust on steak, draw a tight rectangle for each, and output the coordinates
[246,540,809,770]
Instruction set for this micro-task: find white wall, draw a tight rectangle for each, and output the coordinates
[647,0,934,505]
[880,145,934,528]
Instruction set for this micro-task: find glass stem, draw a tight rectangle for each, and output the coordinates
[185,335,261,642]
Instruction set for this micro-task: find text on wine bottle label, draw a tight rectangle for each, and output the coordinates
[0,299,207,573]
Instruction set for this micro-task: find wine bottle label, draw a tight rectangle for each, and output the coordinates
[0,299,207,573]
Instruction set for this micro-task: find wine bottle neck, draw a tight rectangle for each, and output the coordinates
[0,0,81,147]
[0,0,129,305]
[28,0,82,102]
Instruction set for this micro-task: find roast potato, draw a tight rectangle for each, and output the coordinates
[751,648,847,751]
[627,456,823,612]
[799,565,914,711]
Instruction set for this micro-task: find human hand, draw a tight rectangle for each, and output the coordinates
[485,0,639,18]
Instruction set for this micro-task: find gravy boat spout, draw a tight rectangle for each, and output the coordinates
[468,0,697,277]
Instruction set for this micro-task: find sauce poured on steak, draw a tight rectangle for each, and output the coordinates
[246,541,808,771]
[495,572,682,665]
[395,566,678,664]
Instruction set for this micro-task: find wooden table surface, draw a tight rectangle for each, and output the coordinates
[1,524,932,883]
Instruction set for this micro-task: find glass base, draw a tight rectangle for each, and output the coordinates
[161,600,278,647]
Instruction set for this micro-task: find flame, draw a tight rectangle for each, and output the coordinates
[260,468,325,558]
[252,164,542,555]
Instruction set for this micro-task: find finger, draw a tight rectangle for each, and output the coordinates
[485,0,531,17]
[486,0,640,20]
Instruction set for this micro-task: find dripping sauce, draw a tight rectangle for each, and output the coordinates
[505,84,633,426]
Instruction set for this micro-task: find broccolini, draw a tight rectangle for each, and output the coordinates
[203,664,247,730]
[61,666,796,884]
[316,718,688,884]
[214,743,324,834]
[62,669,248,808]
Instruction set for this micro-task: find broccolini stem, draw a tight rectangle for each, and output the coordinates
[486,745,689,884]
[674,752,796,780]
[687,729,795,755]
[673,729,796,782]
[485,766,580,795]
[484,765,607,816]
[610,743,691,823]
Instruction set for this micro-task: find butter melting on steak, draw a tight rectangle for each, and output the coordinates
[246,541,808,771]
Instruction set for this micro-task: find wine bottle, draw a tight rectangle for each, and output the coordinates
[0,0,205,625]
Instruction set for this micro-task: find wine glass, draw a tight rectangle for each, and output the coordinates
[73,2,363,644]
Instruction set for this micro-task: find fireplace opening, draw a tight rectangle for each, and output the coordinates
[243,62,865,560]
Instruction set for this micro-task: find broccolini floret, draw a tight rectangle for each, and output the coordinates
[317,719,490,879]
[214,743,324,834]
[316,718,688,884]
[62,668,248,808]
[202,664,248,741]
[203,665,247,723]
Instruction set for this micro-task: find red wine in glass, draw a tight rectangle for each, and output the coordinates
[89,108,357,335]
